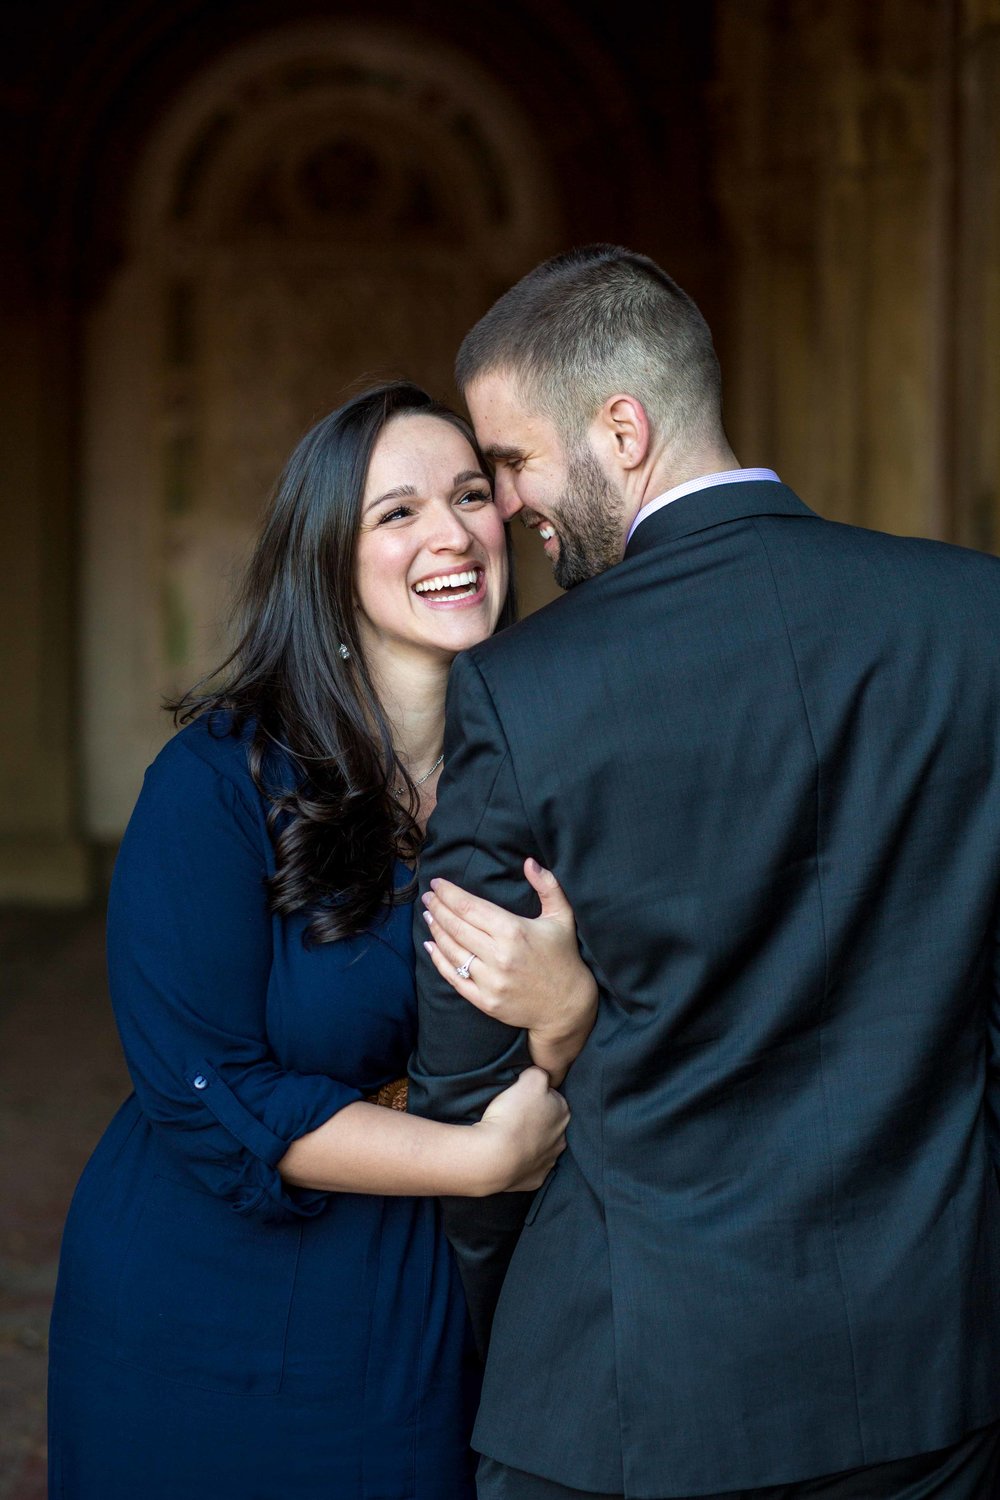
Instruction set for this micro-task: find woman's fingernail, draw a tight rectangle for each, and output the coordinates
[526,857,540,874]
[423,940,435,954]
[422,910,433,925]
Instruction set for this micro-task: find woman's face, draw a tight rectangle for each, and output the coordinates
[354,414,508,669]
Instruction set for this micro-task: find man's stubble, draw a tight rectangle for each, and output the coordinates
[549,445,626,591]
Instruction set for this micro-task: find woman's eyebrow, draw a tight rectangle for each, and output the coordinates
[364,470,489,516]
[364,484,417,514]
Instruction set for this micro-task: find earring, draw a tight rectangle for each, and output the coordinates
[338,643,351,661]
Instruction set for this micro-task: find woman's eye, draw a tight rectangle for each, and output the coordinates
[457,489,493,507]
[377,505,414,524]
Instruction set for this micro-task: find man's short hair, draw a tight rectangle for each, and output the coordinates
[456,244,722,449]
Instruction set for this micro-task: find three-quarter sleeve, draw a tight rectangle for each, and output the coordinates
[107,735,362,1224]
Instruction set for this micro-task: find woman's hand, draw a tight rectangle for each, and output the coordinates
[421,859,599,1085]
[473,1066,570,1192]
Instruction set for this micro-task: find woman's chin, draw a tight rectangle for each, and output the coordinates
[420,610,499,657]
[428,623,495,655]
[413,592,501,652]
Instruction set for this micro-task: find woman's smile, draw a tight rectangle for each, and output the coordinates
[411,565,487,607]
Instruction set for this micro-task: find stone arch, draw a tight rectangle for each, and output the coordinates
[81,22,560,837]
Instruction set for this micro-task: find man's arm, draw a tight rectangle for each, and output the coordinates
[408,649,541,1352]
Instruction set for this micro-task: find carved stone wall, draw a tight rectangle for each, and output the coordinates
[1,0,710,902]
[4,0,993,902]
[82,24,559,839]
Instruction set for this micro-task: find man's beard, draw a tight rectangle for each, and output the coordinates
[548,446,624,590]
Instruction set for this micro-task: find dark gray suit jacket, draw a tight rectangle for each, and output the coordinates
[408,483,1000,1496]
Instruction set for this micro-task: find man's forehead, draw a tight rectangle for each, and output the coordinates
[466,369,525,415]
[466,372,551,442]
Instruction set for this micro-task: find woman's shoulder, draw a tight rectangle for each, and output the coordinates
[117,713,273,864]
[148,711,258,800]
[148,711,304,805]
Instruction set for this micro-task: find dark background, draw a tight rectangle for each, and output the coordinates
[2,2,996,1493]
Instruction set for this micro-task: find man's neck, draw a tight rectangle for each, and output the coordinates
[623,441,741,539]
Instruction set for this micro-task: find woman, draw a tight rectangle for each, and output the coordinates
[47,382,597,1498]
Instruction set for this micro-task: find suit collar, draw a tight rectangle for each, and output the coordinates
[623,481,818,560]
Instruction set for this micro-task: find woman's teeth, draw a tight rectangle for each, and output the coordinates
[538,524,556,541]
[414,569,480,598]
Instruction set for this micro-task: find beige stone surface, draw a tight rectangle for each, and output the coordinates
[3,3,998,905]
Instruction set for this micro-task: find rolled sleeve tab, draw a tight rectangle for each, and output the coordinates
[190,1063,289,1167]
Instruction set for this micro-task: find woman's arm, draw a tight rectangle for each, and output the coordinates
[421,859,599,1087]
[109,737,566,1221]
[279,1065,567,1196]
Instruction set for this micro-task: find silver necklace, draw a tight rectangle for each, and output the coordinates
[393,751,444,799]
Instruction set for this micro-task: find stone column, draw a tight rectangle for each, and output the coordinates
[0,236,90,901]
[953,1,1000,552]
[714,0,949,541]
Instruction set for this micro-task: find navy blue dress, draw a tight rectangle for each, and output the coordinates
[48,716,479,1498]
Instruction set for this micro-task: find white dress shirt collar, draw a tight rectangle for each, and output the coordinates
[625,468,782,546]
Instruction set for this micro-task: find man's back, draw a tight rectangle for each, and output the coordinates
[411,481,1000,1497]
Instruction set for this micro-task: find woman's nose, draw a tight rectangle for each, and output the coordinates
[427,503,474,551]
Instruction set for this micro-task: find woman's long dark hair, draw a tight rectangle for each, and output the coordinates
[169,381,516,943]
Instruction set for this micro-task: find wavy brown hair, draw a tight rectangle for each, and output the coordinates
[170,381,516,943]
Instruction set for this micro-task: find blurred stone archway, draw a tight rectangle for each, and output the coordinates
[4,0,999,907]
[81,22,562,839]
[1,0,706,904]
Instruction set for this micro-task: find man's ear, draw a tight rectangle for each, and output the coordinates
[593,394,650,473]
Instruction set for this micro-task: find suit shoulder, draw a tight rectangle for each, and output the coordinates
[467,571,617,677]
[779,514,1000,592]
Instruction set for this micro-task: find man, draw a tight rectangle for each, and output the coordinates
[407,245,1000,1498]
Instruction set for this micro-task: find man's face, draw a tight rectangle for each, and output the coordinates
[465,372,626,590]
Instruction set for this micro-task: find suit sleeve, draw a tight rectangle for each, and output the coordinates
[407,649,539,1351]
